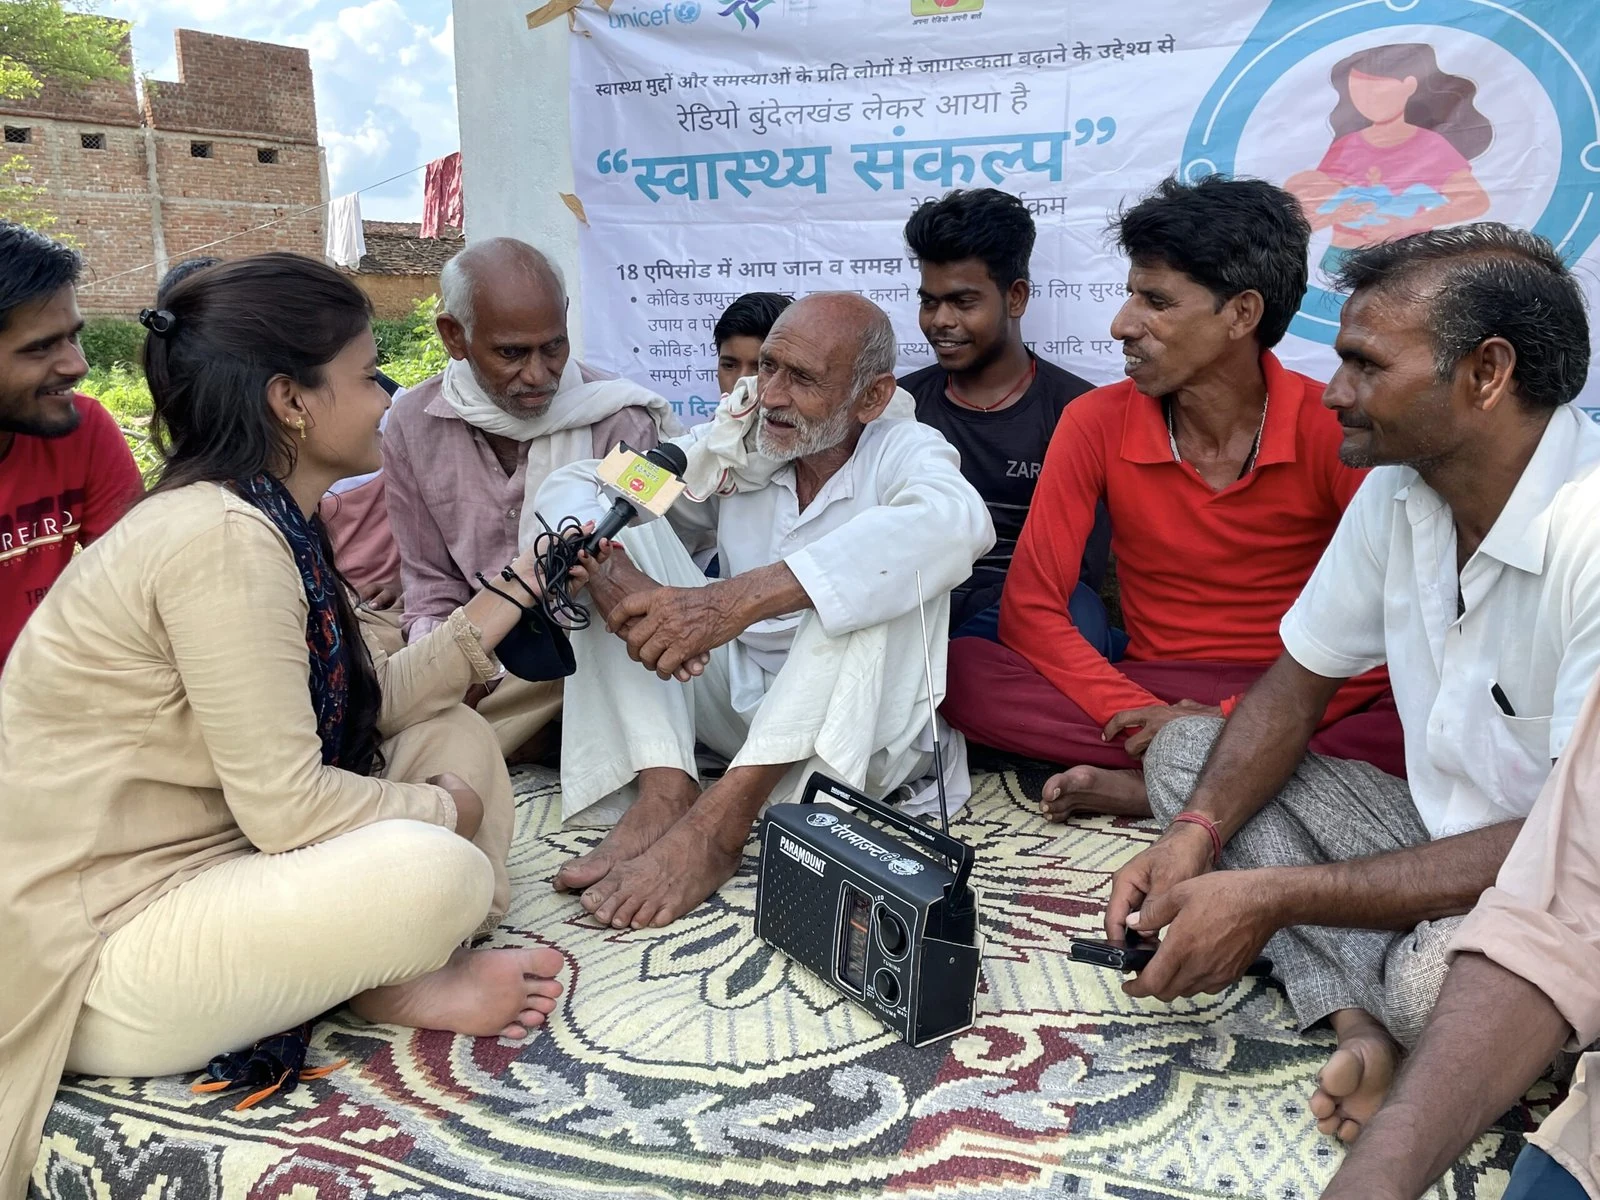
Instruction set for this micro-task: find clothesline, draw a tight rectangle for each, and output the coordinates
[77,158,448,292]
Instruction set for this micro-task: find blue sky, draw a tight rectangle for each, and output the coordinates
[109,0,457,221]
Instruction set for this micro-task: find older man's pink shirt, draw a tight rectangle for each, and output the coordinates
[382,365,661,641]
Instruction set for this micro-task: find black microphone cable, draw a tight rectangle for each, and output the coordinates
[483,443,690,642]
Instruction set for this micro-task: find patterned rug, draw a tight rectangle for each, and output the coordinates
[34,767,1543,1199]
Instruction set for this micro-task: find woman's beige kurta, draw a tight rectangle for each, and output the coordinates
[0,483,500,1197]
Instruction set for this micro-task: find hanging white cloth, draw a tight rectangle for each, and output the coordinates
[325,193,366,269]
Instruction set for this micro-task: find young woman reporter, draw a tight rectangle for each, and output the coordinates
[0,254,593,1194]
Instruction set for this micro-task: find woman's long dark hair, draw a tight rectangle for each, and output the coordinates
[1329,43,1493,160]
[142,253,385,776]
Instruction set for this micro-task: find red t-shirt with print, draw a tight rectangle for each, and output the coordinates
[0,394,143,668]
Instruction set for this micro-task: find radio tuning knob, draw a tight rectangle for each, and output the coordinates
[875,908,909,958]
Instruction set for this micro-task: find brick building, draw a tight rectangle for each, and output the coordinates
[347,220,462,319]
[0,27,327,315]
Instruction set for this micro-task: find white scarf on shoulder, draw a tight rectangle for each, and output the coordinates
[680,374,917,500]
[442,355,683,503]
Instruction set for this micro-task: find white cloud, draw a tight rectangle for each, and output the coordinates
[301,1,458,219]
[114,0,458,222]
[322,111,392,182]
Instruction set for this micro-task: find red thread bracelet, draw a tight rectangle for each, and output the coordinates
[1172,811,1223,867]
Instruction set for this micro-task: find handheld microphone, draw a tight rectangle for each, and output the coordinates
[494,442,690,683]
[585,442,689,553]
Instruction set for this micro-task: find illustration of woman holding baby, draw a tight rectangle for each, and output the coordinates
[1285,43,1493,276]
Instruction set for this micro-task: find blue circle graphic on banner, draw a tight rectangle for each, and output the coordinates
[1181,0,1600,345]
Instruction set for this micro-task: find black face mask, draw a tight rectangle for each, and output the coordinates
[473,567,578,683]
[496,605,577,682]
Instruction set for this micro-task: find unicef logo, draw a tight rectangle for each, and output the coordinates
[675,1,701,21]
[806,812,839,828]
[888,857,923,876]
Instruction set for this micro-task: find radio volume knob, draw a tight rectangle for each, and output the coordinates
[873,968,901,1007]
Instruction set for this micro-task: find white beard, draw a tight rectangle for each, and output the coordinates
[755,402,856,461]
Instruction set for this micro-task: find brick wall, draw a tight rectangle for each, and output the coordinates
[0,26,326,316]
[143,31,318,144]
[353,273,442,321]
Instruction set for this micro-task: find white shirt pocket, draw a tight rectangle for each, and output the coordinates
[1481,701,1554,822]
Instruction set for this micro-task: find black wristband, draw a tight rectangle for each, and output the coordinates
[475,571,535,614]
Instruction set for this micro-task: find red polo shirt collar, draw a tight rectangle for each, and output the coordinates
[1119,351,1306,468]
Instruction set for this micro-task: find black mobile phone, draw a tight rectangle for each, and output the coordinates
[1070,936,1156,972]
[1069,933,1274,977]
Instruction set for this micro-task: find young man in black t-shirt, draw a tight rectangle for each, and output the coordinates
[900,188,1110,641]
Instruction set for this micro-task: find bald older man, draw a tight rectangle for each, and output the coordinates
[383,238,679,759]
[535,293,994,928]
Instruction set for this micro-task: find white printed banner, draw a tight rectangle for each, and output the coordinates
[568,0,1600,424]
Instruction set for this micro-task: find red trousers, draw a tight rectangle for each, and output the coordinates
[942,639,1407,780]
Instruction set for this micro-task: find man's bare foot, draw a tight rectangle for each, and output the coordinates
[578,763,784,929]
[1309,1008,1402,1143]
[553,767,698,893]
[350,946,565,1040]
[580,811,743,929]
[1040,765,1149,821]
[582,543,656,626]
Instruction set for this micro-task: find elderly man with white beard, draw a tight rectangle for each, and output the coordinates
[534,292,994,929]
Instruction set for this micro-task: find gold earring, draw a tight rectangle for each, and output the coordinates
[295,419,307,440]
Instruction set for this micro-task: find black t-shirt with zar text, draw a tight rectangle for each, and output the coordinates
[900,353,1105,629]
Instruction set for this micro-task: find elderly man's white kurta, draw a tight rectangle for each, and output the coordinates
[536,415,995,823]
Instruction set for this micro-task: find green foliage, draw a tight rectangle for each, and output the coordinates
[0,3,130,233]
[78,316,144,370]
[377,294,448,387]
[84,364,159,478]
[84,364,148,424]
[0,0,130,102]
[383,340,449,387]
[371,318,414,364]
[0,153,65,237]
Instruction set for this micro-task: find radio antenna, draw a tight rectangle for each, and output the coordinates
[915,571,951,841]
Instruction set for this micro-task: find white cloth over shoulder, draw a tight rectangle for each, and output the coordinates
[432,357,681,552]
[677,373,916,500]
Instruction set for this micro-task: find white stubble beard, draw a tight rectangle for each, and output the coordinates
[755,401,857,461]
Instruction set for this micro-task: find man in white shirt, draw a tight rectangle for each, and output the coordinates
[534,292,994,930]
[1099,224,1600,1146]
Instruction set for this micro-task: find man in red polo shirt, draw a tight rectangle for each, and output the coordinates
[0,223,142,671]
[941,176,1400,820]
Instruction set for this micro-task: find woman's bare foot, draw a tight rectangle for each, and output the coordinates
[350,946,565,1040]
[553,767,699,893]
[1309,1008,1402,1143]
[1040,765,1150,821]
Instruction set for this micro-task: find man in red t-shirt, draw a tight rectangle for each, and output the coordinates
[0,223,143,670]
[941,177,1400,820]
